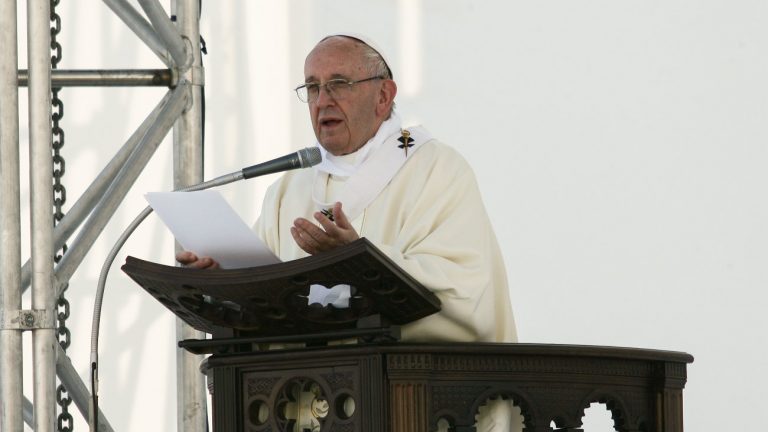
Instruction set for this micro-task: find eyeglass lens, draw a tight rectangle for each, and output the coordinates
[304,80,351,102]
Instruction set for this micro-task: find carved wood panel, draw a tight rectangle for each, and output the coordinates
[204,343,692,432]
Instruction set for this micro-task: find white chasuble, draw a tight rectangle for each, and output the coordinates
[254,134,517,344]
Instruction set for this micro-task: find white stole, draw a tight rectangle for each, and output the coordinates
[312,123,434,222]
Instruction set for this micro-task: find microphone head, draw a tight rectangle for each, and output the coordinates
[298,147,322,168]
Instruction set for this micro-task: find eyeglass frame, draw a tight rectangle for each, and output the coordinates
[294,76,385,103]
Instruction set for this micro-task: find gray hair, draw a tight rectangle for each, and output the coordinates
[360,43,392,80]
[352,39,395,116]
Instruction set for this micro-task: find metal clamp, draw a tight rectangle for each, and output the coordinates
[181,65,205,86]
[1,309,56,331]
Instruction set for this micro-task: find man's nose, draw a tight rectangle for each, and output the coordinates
[314,85,335,105]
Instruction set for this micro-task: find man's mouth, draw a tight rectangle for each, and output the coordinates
[320,118,343,128]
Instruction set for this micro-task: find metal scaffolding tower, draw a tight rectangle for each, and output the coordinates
[0,0,207,430]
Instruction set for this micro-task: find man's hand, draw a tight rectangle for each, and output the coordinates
[291,202,359,255]
[176,251,220,270]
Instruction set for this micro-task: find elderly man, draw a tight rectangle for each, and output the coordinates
[178,34,520,430]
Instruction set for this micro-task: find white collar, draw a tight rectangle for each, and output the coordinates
[315,112,403,177]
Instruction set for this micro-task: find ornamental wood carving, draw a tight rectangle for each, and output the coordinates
[203,343,693,432]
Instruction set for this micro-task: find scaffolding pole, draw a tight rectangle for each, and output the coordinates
[139,0,190,69]
[102,0,173,67]
[19,90,175,295]
[19,68,174,87]
[54,86,188,293]
[28,0,57,430]
[0,0,23,431]
[172,0,208,430]
[5,0,209,429]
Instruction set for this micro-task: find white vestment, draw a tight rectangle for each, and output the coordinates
[254,129,521,431]
[255,135,516,343]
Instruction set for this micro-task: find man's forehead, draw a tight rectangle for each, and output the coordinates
[304,40,366,79]
[307,37,365,61]
[318,35,362,48]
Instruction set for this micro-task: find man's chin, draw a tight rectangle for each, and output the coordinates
[319,139,352,156]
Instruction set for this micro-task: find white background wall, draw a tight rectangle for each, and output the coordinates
[14,1,767,430]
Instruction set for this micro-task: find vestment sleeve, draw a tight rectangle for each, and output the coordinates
[253,178,284,258]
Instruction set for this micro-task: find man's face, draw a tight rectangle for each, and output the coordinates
[304,38,383,156]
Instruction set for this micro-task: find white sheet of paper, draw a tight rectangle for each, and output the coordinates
[145,190,280,269]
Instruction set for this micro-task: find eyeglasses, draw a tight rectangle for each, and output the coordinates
[294,76,384,103]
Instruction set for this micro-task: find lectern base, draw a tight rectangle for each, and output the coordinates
[202,343,692,432]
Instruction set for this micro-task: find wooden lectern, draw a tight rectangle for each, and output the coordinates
[123,239,693,432]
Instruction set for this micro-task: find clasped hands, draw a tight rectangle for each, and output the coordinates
[175,202,358,269]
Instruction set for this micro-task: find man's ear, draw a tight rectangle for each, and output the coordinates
[376,79,398,117]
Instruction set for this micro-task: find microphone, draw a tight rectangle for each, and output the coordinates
[242,147,322,179]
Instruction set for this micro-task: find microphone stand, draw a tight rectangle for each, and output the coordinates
[88,145,320,431]
[88,170,243,432]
